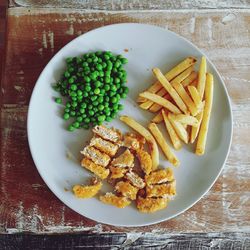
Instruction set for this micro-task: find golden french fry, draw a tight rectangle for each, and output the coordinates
[139,92,181,114]
[171,114,199,127]
[196,73,214,155]
[137,57,197,103]
[190,109,204,143]
[152,111,164,123]
[197,56,207,99]
[171,66,194,85]
[162,110,182,150]
[139,101,153,110]
[172,81,198,116]
[152,68,188,114]
[148,123,180,167]
[149,88,169,112]
[149,93,171,113]
[168,113,189,144]
[120,116,159,169]
[187,85,202,110]
[181,71,198,87]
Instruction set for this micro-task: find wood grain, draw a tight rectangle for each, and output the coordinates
[1,8,250,234]
[9,0,250,9]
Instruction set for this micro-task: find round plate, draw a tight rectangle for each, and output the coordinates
[28,23,232,227]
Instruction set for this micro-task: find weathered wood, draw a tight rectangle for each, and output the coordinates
[9,0,250,10]
[1,8,250,234]
[0,232,249,249]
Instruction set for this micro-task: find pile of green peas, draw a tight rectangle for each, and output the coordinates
[53,51,129,131]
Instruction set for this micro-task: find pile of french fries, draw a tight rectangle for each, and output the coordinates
[121,56,213,167]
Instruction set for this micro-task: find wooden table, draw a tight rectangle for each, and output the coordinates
[1,1,250,248]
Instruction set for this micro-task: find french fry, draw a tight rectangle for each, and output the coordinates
[137,57,197,103]
[190,109,204,143]
[162,110,182,150]
[187,85,202,110]
[152,111,164,123]
[149,66,194,112]
[171,114,199,127]
[148,123,180,167]
[120,116,159,169]
[172,81,198,116]
[168,113,189,144]
[139,92,181,114]
[181,71,198,87]
[196,73,214,155]
[197,56,207,99]
[152,68,188,114]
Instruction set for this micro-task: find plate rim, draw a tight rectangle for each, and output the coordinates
[27,23,233,227]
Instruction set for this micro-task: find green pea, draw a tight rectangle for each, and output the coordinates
[93,101,99,106]
[110,85,117,92]
[104,102,109,108]
[80,108,85,114]
[111,97,117,103]
[88,104,93,109]
[99,71,104,77]
[105,76,110,83]
[105,116,112,122]
[83,92,88,97]
[65,108,70,113]
[68,125,75,132]
[84,76,90,83]
[100,89,105,96]
[102,62,107,68]
[85,85,91,92]
[123,86,129,94]
[82,62,88,67]
[98,104,104,111]
[81,103,87,108]
[96,64,102,71]
[109,91,116,97]
[118,104,123,110]
[70,111,76,117]
[98,115,106,122]
[121,58,128,64]
[73,121,80,128]
[84,117,90,123]
[77,116,83,122]
[55,97,62,104]
[89,110,94,116]
[72,102,78,108]
[94,81,102,88]
[87,58,92,63]
[83,124,90,130]
[91,96,98,101]
[64,71,70,78]
[94,88,100,95]
[63,113,70,120]
[104,84,110,91]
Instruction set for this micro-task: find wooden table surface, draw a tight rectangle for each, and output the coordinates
[1,0,250,249]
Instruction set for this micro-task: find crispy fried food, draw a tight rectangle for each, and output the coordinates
[99,193,131,208]
[190,109,204,143]
[115,181,139,200]
[197,56,207,99]
[152,68,188,114]
[146,180,176,198]
[136,148,152,175]
[73,178,102,198]
[139,92,181,114]
[90,137,119,156]
[93,125,122,143]
[120,116,159,170]
[145,168,174,185]
[123,133,145,151]
[109,166,128,179]
[152,111,164,123]
[149,89,171,112]
[148,123,180,167]
[171,114,199,127]
[168,113,189,144]
[137,57,197,103]
[187,85,203,110]
[162,110,182,150]
[196,73,214,155]
[125,171,145,189]
[111,149,134,168]
[136,196,168,213]
[81,157,110,180]
[181,71,198,87]
[81,146,110,167]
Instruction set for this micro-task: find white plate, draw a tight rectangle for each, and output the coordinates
[28,23,232,227]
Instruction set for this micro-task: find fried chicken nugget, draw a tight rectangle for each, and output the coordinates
[93,125,122,143]
[136,148,152,175]
[125,171,145,189]
[73,178,102,198]
[146,180,176,198]
[136,196,169,213]
[109,166,128,179]
[145,168,174,186]
[122,133,146,151]
[111,149,134,168]
[100,193,131,208]
[115,181,139,200]
[81,157,109,180]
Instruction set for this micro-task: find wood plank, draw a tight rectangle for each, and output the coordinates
[1,8,250,233]
[9,0,250,9]
[0,233,249,249]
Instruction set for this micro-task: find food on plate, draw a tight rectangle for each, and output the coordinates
[122,133,145,151]
[109,165,128,179]
[111,149,134,168]
[93,125,122,143]
[162,110,182,150]
[125,170,146,189]
[115,181,139,200]
[136,196,169,213]
[120,116,159,170]
[73,178,102,198]
[152,111,164,123]
[145,168,174,185]
[90,136,119,156]
[197,56,207,99]
[139,92,181,114]
[53,51,129,131]
[99,193,131,208]
[171,114,199,127]
[148,123,180,166]
[181,71,198,87]
[81,157,110,180]
[81,146,111,167]
[152,68,188,114]
[136,148,152,175]
[187,85,203,110]
[190,110,204,144]
[196,73,214,155]
[146,180,176,198]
